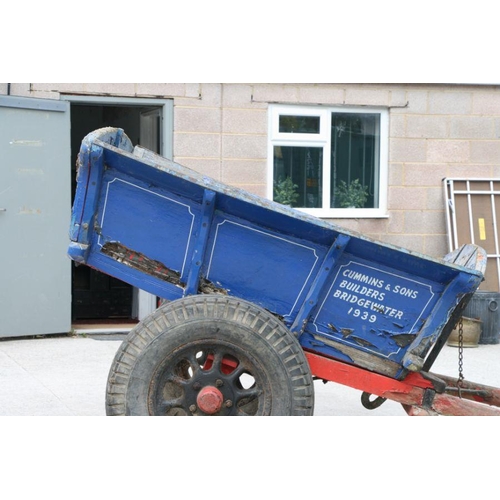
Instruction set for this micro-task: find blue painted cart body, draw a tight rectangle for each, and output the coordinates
[69,128,485,380]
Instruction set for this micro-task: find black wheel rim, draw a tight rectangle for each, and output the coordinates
[147,341,271,416]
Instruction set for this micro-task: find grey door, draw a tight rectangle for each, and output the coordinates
[0,96,71,337]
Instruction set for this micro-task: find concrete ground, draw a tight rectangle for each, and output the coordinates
[1,332,499,416]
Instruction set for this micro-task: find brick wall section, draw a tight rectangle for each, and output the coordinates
[174,84,269,197]
[386,85,500,256]
[7,83,500,257]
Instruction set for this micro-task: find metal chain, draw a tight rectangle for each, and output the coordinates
[457,317,464,398]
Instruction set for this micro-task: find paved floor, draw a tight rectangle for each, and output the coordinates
[1,332,499,416]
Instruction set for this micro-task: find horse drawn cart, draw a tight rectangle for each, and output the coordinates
[68,128,500,416]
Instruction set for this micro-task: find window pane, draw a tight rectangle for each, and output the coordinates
[273,146,323,208]
[330,113,380,209]
[279,115,320,134]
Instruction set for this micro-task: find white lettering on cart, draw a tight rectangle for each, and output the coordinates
[331,266,425,324]
[342,269,384,288]
[333,289,404,322]
[393,285,419,299]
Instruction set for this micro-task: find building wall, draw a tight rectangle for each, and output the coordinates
[3,82,500,258]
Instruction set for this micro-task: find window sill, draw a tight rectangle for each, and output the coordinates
[296,207,389,219]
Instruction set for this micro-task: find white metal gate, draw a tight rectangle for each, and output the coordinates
[444,178,500,292]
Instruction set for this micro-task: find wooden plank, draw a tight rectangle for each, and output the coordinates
[431,393,500,416]
[306,351,500,416]
[305,351,430,405]
[443,244,487,275]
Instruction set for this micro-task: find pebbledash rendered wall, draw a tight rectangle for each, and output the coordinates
[7,82,500,259]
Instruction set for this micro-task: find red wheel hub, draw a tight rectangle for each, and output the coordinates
[197,386,224,415]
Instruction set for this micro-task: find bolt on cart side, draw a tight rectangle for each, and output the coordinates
[68,128,500,416]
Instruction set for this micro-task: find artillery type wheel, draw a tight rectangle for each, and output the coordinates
[106,295,314,416]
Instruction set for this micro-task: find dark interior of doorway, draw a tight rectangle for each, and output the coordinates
[70,103,161,321]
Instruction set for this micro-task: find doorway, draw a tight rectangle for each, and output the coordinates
[68,97,172,324]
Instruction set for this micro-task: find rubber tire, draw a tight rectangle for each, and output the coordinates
[105,294,314,416]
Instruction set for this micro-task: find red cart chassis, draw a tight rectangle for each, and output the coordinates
[306,351,500,416]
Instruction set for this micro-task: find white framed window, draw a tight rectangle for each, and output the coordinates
[268,104,389,218]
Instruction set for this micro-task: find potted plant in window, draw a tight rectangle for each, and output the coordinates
[334,179,369,208]
[273,176,299,207]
